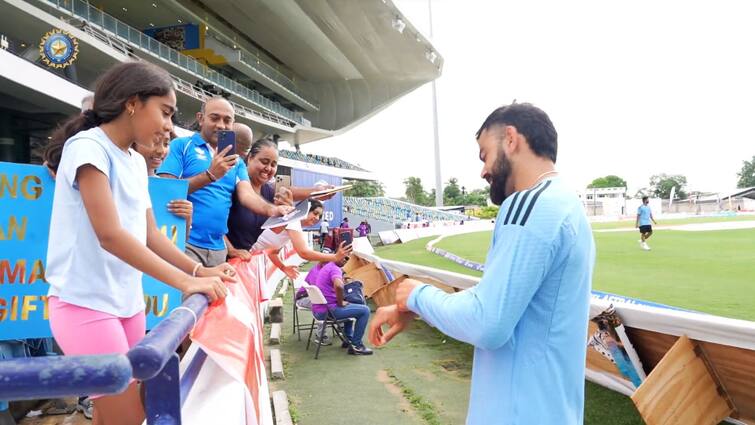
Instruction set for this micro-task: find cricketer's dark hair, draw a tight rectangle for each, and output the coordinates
[475,103,558,163]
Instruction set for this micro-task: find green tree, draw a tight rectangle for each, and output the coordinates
[463,187,489,206]
[649,174,687,200]
[736,155,755,188]
[587,175,627,189]
[443,177,464,205]
[403,177,429,205]
[469,205,499,219]
[344,179,385,197]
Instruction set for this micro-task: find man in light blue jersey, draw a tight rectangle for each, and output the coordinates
[636,196,657,250]
[368,103,595,424]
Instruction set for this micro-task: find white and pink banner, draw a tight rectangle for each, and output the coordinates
[179,246,301,425]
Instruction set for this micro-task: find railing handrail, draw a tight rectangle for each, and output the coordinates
[128,294,208,381]
[0,354,132,401]
[0,294,209,402]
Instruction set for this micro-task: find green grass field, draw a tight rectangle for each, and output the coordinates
[380,220,755,322]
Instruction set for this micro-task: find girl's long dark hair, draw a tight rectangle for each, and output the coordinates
[308,199,324,213]
[45,61,173,165]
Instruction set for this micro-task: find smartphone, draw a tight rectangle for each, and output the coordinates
[216,130,236,156]
[341,230,353,246]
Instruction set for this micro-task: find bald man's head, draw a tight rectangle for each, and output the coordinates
[196,97,234,146]
[233,122,254,157]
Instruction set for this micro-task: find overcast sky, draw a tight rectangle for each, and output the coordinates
[293,0,755,199]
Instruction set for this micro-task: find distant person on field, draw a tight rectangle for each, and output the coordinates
[636,196,657,251]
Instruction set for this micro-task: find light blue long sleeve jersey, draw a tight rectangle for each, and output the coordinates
[407,177,595,424]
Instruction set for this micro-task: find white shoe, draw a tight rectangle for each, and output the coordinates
[642,242,651,251]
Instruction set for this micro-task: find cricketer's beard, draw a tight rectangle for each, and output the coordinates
[489,149,512,206]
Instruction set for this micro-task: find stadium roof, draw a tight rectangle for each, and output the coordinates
[90,0,444,144]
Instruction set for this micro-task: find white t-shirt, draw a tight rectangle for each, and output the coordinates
[46,127,152,317]
[251,221,302,251]
[320,220,329,234]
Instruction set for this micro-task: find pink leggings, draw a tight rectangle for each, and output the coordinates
[49,296,145,357]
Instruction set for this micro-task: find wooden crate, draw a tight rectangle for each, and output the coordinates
[631,335,734,425]
[342,255,367,274]
[347,263,389,298]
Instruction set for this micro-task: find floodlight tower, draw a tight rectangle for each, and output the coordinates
[428,0,443,207]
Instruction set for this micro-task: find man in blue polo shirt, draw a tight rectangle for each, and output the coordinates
[158,97,289,266]
[368,103,595,424]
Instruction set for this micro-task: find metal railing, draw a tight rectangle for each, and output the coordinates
[171,75,296,128]
[41,0,307,124]
[0,355,132,401]
[343,196,468,224]
[0,294,210,425]
[237,49,318,111]
[1,43,296,131]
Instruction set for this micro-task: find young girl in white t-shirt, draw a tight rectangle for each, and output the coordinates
[45,61,235,425]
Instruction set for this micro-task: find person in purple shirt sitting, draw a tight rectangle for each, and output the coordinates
[339,217,350,229]
[313,258,373,355]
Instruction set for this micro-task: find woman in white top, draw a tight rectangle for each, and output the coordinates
[252,196,351,279]
[45,61,234,425]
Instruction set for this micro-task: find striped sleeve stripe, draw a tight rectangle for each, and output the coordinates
[503,191,522,225]
[518,180,553,226]
[510,184,535,225]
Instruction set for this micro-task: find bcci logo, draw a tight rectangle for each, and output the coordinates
[39,29,79,68]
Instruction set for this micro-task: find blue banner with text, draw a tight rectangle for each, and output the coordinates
[0,162,186,339]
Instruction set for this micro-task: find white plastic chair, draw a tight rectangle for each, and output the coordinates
[303,284,352,359]
[292,277,314,341]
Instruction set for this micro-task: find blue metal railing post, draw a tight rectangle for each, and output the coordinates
[128,294,208,381]
[144,354,182,425]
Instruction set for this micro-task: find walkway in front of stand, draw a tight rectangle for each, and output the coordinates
[269,291,473,425]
